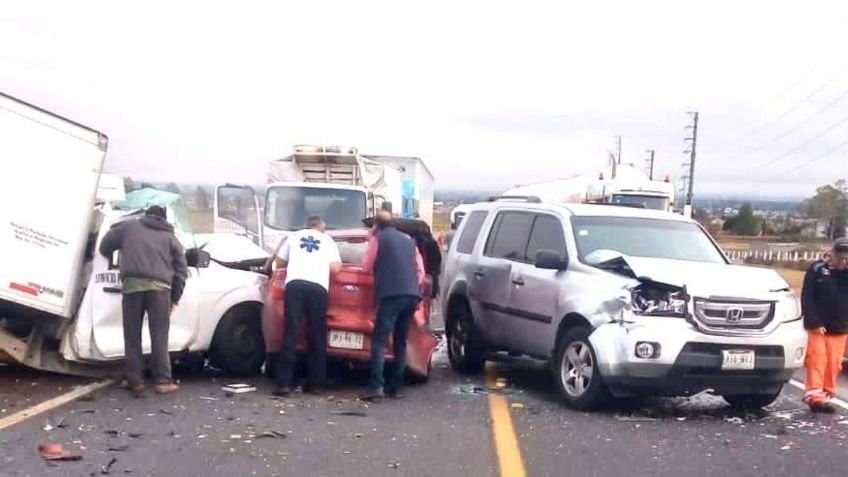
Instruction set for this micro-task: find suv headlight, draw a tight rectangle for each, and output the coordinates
[779,292,802,323]
[630,286,688,317]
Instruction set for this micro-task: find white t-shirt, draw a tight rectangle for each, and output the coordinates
[278,229,341,291]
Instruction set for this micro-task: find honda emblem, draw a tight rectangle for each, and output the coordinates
[726,307,744,323]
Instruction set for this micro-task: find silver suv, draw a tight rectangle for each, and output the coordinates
[440,198,807,410]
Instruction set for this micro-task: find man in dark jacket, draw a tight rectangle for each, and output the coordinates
[360,211,425,400]
[100,206,188,396]
[801,237,848,413]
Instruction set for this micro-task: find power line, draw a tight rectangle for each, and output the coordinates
[749,86,848,153]
[747,69,845,138]
[751,112,848,169]
[780,137,848,174]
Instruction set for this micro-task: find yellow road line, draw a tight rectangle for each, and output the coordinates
[486,365,528,477]
[0,379,114,431]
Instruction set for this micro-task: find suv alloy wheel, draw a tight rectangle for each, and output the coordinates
[553,327,608,410]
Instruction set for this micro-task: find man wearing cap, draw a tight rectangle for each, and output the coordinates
[274,216,342,397]
[100,205,188,396]
[801,237,848,413]
[360,211,425,400]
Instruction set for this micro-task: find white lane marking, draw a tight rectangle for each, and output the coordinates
[0,379,114,431]
[788,378,848,411]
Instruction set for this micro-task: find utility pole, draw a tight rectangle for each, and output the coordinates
[645,149,655,180]
[683,111,699,216]
[614,135,622,164]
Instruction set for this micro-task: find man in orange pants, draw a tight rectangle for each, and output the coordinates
[801,238,848,413]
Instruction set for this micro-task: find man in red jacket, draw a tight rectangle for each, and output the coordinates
[801,238,848,413]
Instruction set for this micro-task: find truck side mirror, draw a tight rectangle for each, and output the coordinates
[186,248,212,268]
[535,250,569,270]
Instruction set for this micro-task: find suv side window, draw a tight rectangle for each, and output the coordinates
[525,214,566,262]
[484,211,534,261]
[456,210,488,254]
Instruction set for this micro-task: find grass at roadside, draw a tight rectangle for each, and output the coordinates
[775,268,805,293]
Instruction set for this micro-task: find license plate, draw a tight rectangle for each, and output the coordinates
[721,350,755,370]
[329,330,364,350]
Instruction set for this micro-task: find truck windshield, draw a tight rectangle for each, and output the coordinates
[265,186,367,231]
[572,216,725,264]
[610,194,669,211]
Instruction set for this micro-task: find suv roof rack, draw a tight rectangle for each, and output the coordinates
[488,195,542,203]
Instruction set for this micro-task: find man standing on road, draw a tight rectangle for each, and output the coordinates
[274,216,342,397]
[360,211,425,400]
[801,238,848,413]
[99,205,188,396]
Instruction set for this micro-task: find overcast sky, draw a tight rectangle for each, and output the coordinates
[2,1,848,199]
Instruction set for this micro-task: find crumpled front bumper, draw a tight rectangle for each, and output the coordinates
[589,315,807,397]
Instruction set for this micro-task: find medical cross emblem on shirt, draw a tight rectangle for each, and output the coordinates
[300,235,321,253]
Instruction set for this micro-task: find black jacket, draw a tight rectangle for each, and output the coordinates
[99,215,189,304]
[801,260,848,334]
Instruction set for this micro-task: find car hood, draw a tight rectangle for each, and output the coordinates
[600,256,791,300]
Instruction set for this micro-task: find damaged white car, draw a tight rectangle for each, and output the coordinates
[441,198,807,410]
[0,93,269,376]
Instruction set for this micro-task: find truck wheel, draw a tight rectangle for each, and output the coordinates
[446,301,485,374]
[553,327,608,411]
[724,388,782,410]
[210,307,266,376]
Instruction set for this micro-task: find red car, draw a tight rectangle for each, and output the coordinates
[263,229,438,381]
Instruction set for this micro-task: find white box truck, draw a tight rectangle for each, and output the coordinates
[0,92,108,321]
[214,145,435,252]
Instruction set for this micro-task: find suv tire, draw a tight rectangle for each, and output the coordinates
[723,388,782,410]
[446,301,485,374]
[210,307,266,376]
[553,327,608,410]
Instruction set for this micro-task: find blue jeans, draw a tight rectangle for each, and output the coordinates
[368,295,419,393]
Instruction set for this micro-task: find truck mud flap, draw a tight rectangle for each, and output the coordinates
[0,327,122,378]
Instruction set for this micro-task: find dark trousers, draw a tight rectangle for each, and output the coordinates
[368,295,419,393]
[276,280,329,389]
[122,290,172,385]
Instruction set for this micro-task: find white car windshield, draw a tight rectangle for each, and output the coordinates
[572,216,726,264]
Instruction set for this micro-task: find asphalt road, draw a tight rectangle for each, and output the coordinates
[1,349,847,477]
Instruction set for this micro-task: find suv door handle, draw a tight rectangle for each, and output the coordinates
[511,277,525,286]
[473,269,485,279]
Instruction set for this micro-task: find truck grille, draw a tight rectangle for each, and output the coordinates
[692,298,775,334]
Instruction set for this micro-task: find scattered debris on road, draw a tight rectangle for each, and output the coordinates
[100,456,117,475]
[39,443,82,461]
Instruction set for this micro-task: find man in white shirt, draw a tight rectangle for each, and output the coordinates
[274,216,342,396]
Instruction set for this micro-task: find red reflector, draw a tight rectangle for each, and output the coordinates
[10,282,38,296]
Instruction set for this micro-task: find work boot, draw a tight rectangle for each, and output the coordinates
[272,386,292,397]
[120,380,145,398]
[385,389,406,400]
[154,382,180,395]
[810,401,837,414]
[359,388,385,402]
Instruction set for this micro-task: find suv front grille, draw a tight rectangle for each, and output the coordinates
[691,298,775,334]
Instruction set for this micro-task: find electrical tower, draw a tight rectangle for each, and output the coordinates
[645,149,655,180]
[614,135,622,164]
[683,111,699,209]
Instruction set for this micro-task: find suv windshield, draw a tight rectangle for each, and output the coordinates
[265,186,367,231]
[610,194,669,211]
[572,216,725,264]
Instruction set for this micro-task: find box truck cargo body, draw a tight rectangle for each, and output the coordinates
[0,93,108,320]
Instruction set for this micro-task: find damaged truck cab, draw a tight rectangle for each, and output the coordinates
[441,197,807,410]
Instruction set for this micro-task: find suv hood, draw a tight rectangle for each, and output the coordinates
[599,256,790,300]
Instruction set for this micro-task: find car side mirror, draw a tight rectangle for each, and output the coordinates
[535,250,568,270]
[186,248,212,268]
